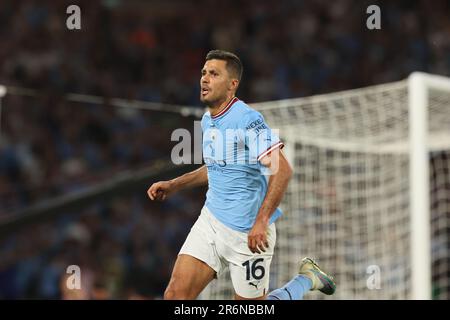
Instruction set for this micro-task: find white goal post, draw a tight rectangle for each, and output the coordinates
[199,72,450,300]
[408,72,450,299]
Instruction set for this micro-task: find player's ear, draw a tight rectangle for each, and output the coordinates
[230,78,239,91]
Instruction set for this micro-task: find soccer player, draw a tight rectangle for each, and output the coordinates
[148,50,335,300]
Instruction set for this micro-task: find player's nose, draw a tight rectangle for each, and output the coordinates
[201,74,210,83]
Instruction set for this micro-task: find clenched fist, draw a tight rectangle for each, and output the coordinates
[147,180,175,201]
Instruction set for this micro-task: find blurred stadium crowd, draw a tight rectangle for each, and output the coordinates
[0,0,449,298]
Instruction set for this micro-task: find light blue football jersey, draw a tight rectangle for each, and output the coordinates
[201,97,284,232]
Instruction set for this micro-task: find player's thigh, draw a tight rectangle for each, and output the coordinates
[165,254,216,299]
[166,208,222,299]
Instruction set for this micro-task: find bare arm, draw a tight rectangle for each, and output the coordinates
[248,149,293,253]
[148,165,208,201]
[170,165,208,192]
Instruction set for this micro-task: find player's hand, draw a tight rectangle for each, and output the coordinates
[147,180,174,201]
[248,217,269,254]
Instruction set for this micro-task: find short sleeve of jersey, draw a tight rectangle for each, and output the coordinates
[239,110,284,163]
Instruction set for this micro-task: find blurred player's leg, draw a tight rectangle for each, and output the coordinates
[266,275,312,300]
[164,254,216,300]
[267,257,336,300]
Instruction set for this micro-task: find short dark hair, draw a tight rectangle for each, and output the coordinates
[205,49,243,81]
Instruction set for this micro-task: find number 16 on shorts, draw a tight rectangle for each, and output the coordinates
[235,256,272,297]
[242,258,266,281]
[232,254,273,297]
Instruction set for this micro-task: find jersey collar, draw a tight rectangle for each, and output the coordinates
[211,97,239,120]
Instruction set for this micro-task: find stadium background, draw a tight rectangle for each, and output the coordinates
[0,0,449,299]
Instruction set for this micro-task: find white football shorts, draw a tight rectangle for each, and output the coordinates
[179,206,276,298]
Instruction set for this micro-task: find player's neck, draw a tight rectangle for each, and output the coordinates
[208,94,235,117]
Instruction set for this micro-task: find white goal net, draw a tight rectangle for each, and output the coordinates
[199,72,450,300]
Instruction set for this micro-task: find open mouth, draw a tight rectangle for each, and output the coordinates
[201,87,210,96]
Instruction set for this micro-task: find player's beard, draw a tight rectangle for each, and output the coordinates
[200,90,225,108]
[200,88,213,106]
